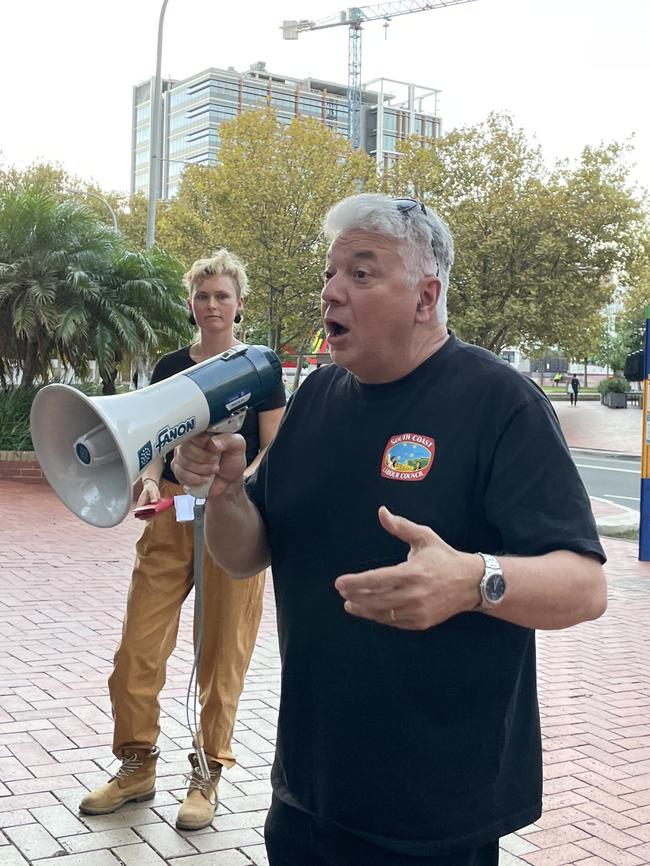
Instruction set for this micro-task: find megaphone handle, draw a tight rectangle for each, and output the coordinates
[185,480,212,500]
[183,410,247,500]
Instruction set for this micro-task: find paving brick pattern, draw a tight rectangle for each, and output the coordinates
[552,400,642,457]
[2,481,650,865]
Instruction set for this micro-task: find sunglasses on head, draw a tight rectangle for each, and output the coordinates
[393,197,440,278]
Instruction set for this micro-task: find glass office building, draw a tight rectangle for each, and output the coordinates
[132,62,441,198]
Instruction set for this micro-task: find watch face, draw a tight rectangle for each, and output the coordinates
[485,573,506,602]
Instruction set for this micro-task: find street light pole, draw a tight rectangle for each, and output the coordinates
[146,0,170,249]
[70,189,119,232]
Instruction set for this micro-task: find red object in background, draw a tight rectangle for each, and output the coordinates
[133,497,174,520]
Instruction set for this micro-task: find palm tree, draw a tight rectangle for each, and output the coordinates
[0,187,116,387]
[63,248,192,394]
[0,186,192,393]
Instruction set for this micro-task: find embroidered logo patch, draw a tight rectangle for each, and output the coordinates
[381,433,435,482]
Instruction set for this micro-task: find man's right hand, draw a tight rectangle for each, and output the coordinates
[172,432,247,498]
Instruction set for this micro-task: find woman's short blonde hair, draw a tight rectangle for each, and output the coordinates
[183,249,249,298]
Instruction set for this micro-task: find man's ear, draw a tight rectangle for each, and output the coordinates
[415,276,442,323]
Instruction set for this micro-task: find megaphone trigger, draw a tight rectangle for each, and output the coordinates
[182,407,247,500]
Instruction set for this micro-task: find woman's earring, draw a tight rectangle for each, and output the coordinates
[234,312,242,324]
[188,312,196,326]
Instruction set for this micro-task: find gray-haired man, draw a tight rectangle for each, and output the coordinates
[173,193,606,865]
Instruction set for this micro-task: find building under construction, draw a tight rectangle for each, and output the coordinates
[131,61,441,199]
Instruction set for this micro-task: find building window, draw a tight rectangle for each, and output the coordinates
[383,111,398,132]
[299,96,322,117]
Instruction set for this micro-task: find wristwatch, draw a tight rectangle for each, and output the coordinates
[476,552,506,609]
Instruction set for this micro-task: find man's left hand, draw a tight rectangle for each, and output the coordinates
[334,506,482,630]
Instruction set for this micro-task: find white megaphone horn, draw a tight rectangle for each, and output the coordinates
[30,345,282,528]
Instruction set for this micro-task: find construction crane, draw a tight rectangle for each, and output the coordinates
[282,1,478,150]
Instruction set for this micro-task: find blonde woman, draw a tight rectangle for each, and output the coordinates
[79,250,285,829]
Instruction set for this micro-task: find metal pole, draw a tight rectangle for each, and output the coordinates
[639,305,650,559]
[146,0,170,249]
[70,189,119,232]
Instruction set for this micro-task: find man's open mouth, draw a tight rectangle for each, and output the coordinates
[326,321,349,338]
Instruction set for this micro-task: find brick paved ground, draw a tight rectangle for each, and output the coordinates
[553,400,642,457]
[2,465,650,864]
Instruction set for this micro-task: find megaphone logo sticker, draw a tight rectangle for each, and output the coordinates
[155,417,196,454]
[225,390,251,412]
[138,441,154,470]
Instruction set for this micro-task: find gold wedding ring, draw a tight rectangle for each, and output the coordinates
[389,608,397,623]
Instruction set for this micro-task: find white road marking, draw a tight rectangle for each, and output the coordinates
[575,463,639,474]
[602,494,640,502]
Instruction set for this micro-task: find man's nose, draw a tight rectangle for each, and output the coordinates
[321,274,345,305]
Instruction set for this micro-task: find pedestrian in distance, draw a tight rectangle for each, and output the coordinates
[566,375,575,405]
[173,194,607,865]
[79,249,286,830]
[571,372,581,406]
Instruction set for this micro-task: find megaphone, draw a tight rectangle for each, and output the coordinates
[30,345,282,528]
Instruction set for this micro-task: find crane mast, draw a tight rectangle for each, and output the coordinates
[283,0,478,149]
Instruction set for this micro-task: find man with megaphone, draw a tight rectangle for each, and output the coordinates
[172,194,607,866]
[77,250,285,830]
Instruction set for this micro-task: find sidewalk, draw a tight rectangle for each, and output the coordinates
[554,400,642,534]
[2,480,650,866]
[554,399,642,457]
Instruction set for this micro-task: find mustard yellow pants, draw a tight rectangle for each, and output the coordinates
[108,479,264,768]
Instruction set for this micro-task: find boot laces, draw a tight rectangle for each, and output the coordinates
[185,761,221,794]
[109,752,144,781]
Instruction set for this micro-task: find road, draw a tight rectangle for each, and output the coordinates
[572,449,640,509]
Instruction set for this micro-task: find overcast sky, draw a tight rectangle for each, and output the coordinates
[1,0,648,195]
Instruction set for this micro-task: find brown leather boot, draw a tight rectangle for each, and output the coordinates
[79,746,159,815]
[175,751,222,830]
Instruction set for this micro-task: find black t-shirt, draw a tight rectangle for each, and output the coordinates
[150,345,286,484]
[247,335,604,855]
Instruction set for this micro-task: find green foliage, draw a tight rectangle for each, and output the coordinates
[0,162,70,196]
[0,386,40,450]
[2,119,648,380]
[116,193,148,250]
[591,316,642,375]
[0,185,118,387]
[0,177,191,393]
[621,231,650,323]
[597,376,628,395]
[64,246,192,393]
[383,114,648,358]
[0,381,119,451]
[157,108,375,353]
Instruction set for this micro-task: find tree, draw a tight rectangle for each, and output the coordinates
[591,319,630,376]
[550,143,647,361]
[0,159,152,251]
[621,230,650,328]
[0,186,117,387]
[116,193,149,250]
[157,109,375,354]
[0,162,70,195]
[0,184,190,392]
[383,114,647,358]
[60,248,192,394]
